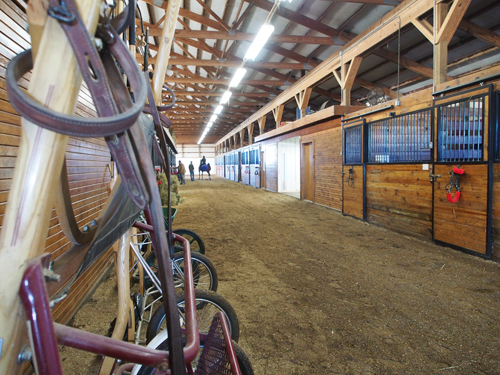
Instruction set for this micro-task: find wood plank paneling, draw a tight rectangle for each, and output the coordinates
[492,163,500,260]
[309,127,342,210]
[366,164,433,239]
[0,0,113,325]
[343,166,363,219]
[264,143,278,192]
[433,164,488,254]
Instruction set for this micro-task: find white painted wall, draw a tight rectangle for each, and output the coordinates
[277,137,300,193]
[176,144,215,176]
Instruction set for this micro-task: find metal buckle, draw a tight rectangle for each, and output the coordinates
[47,1,76,24]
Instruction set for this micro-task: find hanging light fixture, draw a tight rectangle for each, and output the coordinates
[220,90,232,104]
[244,23,275,61]
[229,68,247,88]
[214,105,223,115]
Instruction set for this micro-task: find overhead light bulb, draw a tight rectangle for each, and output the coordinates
[244,23,275,61]
[207,121,213,128]
[214,105,223,115]
[210,115,217,122]
[220,90,232,104]
[229,68,247,88]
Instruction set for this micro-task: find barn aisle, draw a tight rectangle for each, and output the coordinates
[175,177,500,375]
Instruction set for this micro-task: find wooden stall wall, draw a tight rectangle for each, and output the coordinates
[366,165,433,239]
[343,166,364,219]
[0,0,113,324]
[490,88,500,261]
[492,163,500,261]
[263,143,278,192]
[302,124,342,210]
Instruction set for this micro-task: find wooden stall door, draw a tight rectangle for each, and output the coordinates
[433,164,488,254]
[302,142,314,201]
[343,166,364,218]
[260,150,265,188]
[264,144,278,191]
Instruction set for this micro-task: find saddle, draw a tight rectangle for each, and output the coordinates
[6,0,185,372]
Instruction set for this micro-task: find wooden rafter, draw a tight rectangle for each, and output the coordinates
[216,0,436,147]
[241,0,340,37]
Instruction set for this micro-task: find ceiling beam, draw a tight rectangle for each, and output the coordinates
[459,19,500,48]
[140,0,225,31]
[167,78,288,85]
[241,0,340,37]
[171,107,255,112]
[216,0,435,146]
[142,29,340,45]
[144,56,312,70]
[173,101,261,106]
[172,92,272,97]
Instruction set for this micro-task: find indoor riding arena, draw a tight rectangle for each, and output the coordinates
[1,0,500,375]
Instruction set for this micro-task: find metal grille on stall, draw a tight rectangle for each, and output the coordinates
[367,110,432,164]
[437,96,485,162]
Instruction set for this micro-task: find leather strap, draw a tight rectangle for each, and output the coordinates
[110,0,136,35]
[156,85,176,111]
[144,71,162,128]
[142,105,172,128]
[5,33,145,137]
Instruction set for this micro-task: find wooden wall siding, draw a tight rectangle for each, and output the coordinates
[51,247,114,324]
[366,164,433,239]
[492,163,500,260]
[492,163,500,261]
[264,143,278,192]
[433,164,488,254]
[302,127,342,210]
[0,0,113,323]
[343,166,364,219]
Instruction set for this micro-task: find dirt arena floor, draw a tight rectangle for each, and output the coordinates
[63,176,500,375]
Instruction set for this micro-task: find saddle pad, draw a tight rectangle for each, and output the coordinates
[77,113,155,275]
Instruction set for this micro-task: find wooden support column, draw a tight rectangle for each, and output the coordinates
[239,129,245,148]
[258,115,267,135]
[232,134,238,150]
[294,87,313,118]
[272,105,284,128]
[333,56,362,106]
[0,0,102,373]
[433,0,472,86]
[152,0,182,103]
[247,123,255,145]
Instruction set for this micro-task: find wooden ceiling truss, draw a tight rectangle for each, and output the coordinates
[134,0,500,145]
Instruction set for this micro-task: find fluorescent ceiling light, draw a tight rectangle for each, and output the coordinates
[214,105,223,115]
[229,68,247,88]
[210,115,217,122]
[244,24,275,61]
[220,90,232,104]
[207,121,213,128]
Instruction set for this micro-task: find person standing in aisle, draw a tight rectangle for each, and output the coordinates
[189,161,195,181]
[178,160,186,185]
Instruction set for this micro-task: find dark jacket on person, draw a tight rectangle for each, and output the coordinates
[189,163,194,172]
